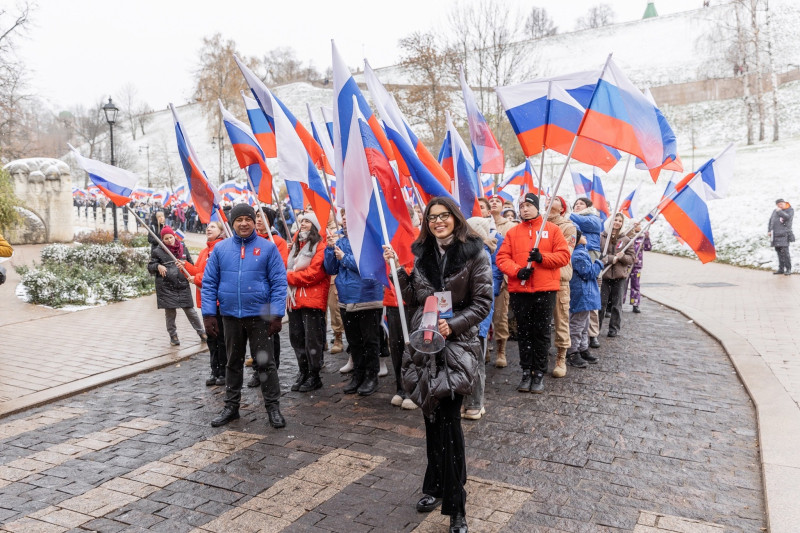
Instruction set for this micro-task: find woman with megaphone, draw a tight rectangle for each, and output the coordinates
[383,196,492,533]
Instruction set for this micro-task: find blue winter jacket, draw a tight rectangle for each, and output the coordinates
[201,231,287,319]
[323,232,383,304]
[478,239,503,338]
[569,244,603,313]
[570,211,603,252]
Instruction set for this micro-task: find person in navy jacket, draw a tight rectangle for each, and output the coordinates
[202,203,288,429]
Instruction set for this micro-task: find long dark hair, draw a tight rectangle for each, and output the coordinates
[415,196,479,247]
[293,224,321,257]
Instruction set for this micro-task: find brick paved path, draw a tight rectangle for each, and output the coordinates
[0,300,764,532]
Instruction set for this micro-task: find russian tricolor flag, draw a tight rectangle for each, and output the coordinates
[660,172,715,263]
[219,101,273,203]
[675,142,734,201]
[634,88,683,181]
[170,104,224,224]
[69,145,138,206]
[363,59,453,204]
[579,58,667,174]
[619,183,642,219]
[591,173,610,220]
[320,106,335,146]
[571,170,593,197]
[307,103,337,199]
[460,66,504,174]
[342,96,416,285]
[499,159,535,193]
[439,111,481,218]
[242,93,277,159]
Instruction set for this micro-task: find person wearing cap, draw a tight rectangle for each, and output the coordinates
[147,226,206,347]
[570,197,604,349]
[769,199,794,275]
[286,212,330,392]
[496,192,570,394]
[567,229,604,368]
[201,203,288,429]
[487,194,517,368]
[546,196,577,378]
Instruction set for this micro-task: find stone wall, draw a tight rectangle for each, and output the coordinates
[3,158,73,244]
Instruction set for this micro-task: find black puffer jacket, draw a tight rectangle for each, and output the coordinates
[769,206,794,247]
[397,235,492,417]
[148,244,195,309]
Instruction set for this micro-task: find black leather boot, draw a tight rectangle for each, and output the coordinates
[343,371,364,394]
[589,336,600,348]
[291,368,309,392]
[357,371,378,396]
[210,406,239,427]
[517,372,533,392]
[450,513,468,533]
[580,350,598,364]
[298,372,322,392]
[266,404,286,428]
[567,352,587,368]
[530,372,545,394]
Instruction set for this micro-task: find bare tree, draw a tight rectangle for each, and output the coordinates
[118,83,139,140]
[0,2,33,161]
[764,0,779,141]
[135,103,153,137]
[575,4,616,30]
[262,47,321,85]
[524,7,557,39]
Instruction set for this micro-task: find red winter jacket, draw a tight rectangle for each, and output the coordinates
[286,238,330,311]
[183,237,224,308]
[496,217,571,293]
[258,231,289,267]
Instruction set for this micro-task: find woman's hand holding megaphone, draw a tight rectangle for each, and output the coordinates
[438,319,451,337]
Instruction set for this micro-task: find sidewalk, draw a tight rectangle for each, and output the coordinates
[0,244,208,418]
[641,251,800,533]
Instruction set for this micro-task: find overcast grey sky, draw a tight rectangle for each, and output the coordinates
[15,0,703,111]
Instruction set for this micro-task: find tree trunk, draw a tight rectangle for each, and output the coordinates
[750,0,765,142]
[764,0,780,141]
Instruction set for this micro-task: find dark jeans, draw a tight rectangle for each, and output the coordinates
[249,333,281,375]
[288,308,326,375]
[341,307,382,375]
[423,394,466,517]
[386,306,409,391]
[207,310,225,378]
[509,291,557,375]
[599,277,626,334]
[222,316,280,409]
[776,246,792,272]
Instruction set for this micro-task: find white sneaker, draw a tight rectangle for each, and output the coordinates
[339,356,354,374]
[378,360,388,377]
[401,398,418,410]
[391,394,403,406]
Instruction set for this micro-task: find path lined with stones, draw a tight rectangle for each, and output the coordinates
[0,299,764,532]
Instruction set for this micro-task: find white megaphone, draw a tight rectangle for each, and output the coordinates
[409,295,446,354]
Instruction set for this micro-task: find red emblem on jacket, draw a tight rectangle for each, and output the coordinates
[253,248,261,256]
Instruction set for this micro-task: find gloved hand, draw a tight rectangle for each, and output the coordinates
[203,316,219,337]
[267,315,283,336]
[517,267,533,280]
[528,248,543,263]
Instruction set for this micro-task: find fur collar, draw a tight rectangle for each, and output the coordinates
[412,235,484,290]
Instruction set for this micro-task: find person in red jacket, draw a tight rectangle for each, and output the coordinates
[184,221,226,386]
[286,212,331,392]
[496,193,571,394]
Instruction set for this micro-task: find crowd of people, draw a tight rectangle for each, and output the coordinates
[140,190,660,533]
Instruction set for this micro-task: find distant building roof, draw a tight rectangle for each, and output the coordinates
[643,2,659,19]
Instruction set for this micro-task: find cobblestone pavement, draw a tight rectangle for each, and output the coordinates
[0,300,764,532]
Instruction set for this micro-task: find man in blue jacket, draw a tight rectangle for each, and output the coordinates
[202,203,288,428]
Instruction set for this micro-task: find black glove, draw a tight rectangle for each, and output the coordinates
[267,316,283,336]
[203,316,219,338]
[528,248,543,263]
[517,267,533,280]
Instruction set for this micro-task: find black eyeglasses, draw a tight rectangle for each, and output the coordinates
[426,212,452,222]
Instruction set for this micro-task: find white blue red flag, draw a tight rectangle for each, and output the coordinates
[676,142,734,201]
[69,144,137,207]
[459,66,504,174]
[438,111,481,218]
[242,93,277,159]
[634,88,683,181]
[169,104,224,224]
[619,183,642,219]
[591,172,610,220]
[219,101,273,203]
[342,96,416,285]
[307,103,337,201]
[499,160,536,194]
[660,171,715,263]
[320,107,335,146]
[571,170,593,197]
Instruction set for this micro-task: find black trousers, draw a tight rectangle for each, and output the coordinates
[599,278,626,334]
[423,394,466,517]
[776,246,792,273]
[222,316,280,409]
[341,307,382,375]
[510,291,557,375]
[288,308,326,375]
[386,306,409,391]
[207,309,225,378]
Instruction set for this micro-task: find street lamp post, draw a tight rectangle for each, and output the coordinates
[139,144,150,187]
[103,97,119,241]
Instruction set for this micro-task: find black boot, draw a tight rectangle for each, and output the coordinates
[291,368,309,392]
[530,372,545,394]
[211,406,239,427]
[357,371,378,396]
[298,372,322,392]
[632,305,641,313]
[517,372,533,392]
[205,375,217,386]
[580,349,598,364]
[449,513,468,533]
[266,404,286,428]
[589,336,600,348]
[566,352,587,368]
[343,371,364,394]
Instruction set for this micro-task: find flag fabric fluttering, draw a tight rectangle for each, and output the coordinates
[320,106,335,146]
[307,103,337,202]
[633,88,683,181]
[578,57,668,174]
[571,170,593,197]
[242,93,277,159]
[659,172,715,263]
[439,111,481,218]
[69,145,138,206]
[341,96,416,285]
[675,142,734,200]
[363,59,453,203]
[591,172,610,220]
[459,66,504,174]
[619,183,642,219]
[170,104,224,224]
[498,160,536,194]
[219,101,273,203]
